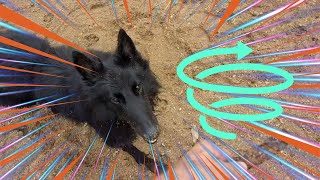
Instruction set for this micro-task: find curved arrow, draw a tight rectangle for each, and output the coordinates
[176,41,253,140]
[176,41,253,93]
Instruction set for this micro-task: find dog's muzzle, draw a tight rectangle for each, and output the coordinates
[144,126,159,144]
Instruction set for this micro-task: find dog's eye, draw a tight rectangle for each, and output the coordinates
[111,97,120,104]
[111,93,125,104]
[133,84,142,95]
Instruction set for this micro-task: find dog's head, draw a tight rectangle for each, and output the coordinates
[72,29,160,143]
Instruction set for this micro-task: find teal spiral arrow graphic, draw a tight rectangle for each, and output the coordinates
[176,41,294,139]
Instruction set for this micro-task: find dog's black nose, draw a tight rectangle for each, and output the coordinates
[146,126,159,143]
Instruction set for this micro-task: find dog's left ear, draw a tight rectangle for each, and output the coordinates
[72,51,103,83]
[117,29,138,61]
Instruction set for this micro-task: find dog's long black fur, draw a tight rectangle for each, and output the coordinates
[0,29,162,171]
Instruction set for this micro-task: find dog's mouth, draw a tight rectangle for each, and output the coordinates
[144,137,157,144]
[124,115,159,144]
[129,125,158,144]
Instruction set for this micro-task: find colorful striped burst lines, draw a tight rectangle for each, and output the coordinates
[0,0,319,179]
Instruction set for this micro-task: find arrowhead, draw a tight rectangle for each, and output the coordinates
[236,41,253,60]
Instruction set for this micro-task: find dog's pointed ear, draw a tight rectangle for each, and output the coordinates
[116,29,137,61]
[72,51,103,82]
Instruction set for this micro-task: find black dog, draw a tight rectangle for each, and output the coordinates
[0,29,161,171]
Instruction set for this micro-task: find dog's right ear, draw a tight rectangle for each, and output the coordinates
[72,51,103,82]
[116,29,138,62]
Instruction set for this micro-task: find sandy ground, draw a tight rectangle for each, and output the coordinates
[1,0,319,179]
